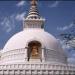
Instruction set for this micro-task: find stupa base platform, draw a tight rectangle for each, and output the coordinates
[0,63,75,75]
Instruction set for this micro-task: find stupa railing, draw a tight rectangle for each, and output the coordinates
[1,47,65,61]
[0,63,75,71]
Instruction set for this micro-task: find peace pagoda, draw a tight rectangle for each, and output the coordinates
[0,0,75,75]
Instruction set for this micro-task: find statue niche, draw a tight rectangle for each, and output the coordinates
[28,41,41,61]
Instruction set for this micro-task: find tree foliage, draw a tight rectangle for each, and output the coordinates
[60,21,75,49]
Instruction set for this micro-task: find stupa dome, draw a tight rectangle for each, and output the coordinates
[2,29,66,64]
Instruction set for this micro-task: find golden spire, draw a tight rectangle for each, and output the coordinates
[31,0,37,6]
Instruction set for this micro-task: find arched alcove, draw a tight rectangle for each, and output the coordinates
[27,41,42,61]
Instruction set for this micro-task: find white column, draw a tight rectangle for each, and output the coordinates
[42,48,45,62]
[25,47,28,61]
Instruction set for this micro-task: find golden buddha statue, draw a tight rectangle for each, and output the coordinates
[31,45,38,56]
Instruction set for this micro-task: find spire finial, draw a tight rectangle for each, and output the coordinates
[31,0,37,6]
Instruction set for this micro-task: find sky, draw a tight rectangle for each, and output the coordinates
[0,1,75,64]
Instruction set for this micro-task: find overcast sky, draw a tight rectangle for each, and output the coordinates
[0,1,75,64]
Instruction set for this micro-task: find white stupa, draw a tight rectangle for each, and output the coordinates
[0,0,75,74]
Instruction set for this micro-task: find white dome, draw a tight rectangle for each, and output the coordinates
[2,29,66,64]
[3,29,61,52]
